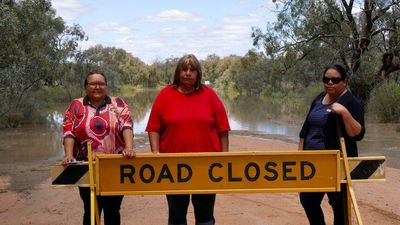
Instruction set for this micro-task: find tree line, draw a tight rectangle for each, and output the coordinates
[1,0,399,127]
[252,0,400,100]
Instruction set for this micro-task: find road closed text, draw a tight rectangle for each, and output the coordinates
[119,161,316,184]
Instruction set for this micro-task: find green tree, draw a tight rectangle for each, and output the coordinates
[232,51,269,96]
[119,55,149,87]
[202,54,221,85]
[253,0,400,101]
[72,45,148,92]
[368,80,400,122]
[76,45,127,91]
[0,0,85,127]
[213,55,241,95]
[147,57,179,87]
[147,60,163,88]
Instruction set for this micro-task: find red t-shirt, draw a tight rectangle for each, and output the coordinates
[146,85,230,153]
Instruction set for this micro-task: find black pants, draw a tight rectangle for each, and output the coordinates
[300,190,346,225]
[79,187,124,225]
[166,194,216,225]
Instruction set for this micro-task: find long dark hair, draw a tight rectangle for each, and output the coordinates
[173,54,202,91]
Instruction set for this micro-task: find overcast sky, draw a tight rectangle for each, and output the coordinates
[52,0,277,64]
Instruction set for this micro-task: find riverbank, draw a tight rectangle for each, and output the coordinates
[0,133,399,225]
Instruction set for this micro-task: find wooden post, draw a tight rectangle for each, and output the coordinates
[339,137,363,225]
[87,142,100,225]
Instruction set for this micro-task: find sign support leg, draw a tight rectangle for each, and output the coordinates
[87,142,100,225]
[339,137,363,225]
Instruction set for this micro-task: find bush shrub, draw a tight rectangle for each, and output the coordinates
[367,81,400,123]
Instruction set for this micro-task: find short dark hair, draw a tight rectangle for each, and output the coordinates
[323,64,347,79]
[173,54,202,91]
[84,70,107,87]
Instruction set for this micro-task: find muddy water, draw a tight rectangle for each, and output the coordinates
[358,123,400,168]
[0,92,399,169]
[0,112,63,163]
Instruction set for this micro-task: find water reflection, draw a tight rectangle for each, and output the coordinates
[135,110,151,134]
[229,116,300,138]
[358,123,400,168]
[0,125,62,163]
[225,95,301,138]
[0,90,399,169]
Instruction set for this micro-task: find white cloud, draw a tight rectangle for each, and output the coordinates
[90,22,131,35]
[163,25,252,60]
[110,23,254,64]
[222,14,263,24]
[254,0,280,11]
[120,36,170,63]
[52,0,89,20]
[75,39,96,50]
[210,25,251,38]
[51,2,263,64]
[160,26,208,34]
[122,36,165,53]
[143,10,204,22]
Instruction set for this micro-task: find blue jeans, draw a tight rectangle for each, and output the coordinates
[166,194,216,225]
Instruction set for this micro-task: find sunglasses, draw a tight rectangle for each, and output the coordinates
[322,76,343,84]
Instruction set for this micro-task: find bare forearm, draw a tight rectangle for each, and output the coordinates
[122,128,136,158]
[331,103,362,137]
[64,137,75,157]
[298,138,304,151]
[122,128,134,150]
[219,131,229,152]
[148,132,160,153]
[341,112,362,137]
[62,137,75,165]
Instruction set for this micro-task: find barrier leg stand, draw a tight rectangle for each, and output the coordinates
[87,142,100,225]
[339,137,363,225]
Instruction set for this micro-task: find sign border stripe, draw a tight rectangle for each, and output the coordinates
[52,165,89,185]
[350,159,385,179]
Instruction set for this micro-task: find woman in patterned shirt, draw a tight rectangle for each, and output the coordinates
[62,70,135,225]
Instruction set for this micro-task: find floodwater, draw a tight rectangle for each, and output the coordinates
[0,90,399,169]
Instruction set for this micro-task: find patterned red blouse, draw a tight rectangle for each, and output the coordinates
[63,96,133,160]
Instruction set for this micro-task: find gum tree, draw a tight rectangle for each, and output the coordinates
[253,0,400,101]
[0,0,85,127]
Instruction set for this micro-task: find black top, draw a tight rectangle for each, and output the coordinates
[299,91,365,157]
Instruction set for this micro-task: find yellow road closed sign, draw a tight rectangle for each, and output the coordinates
[95,151,340,195]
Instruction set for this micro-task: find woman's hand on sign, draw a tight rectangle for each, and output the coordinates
[122,148,136,158]
[62,155,77,166]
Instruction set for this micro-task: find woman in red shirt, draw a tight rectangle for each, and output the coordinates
[146,54,230,225]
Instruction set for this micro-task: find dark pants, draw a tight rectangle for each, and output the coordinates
[300,190,346,225]
[79,187,124,225]
[166,194,216,225]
